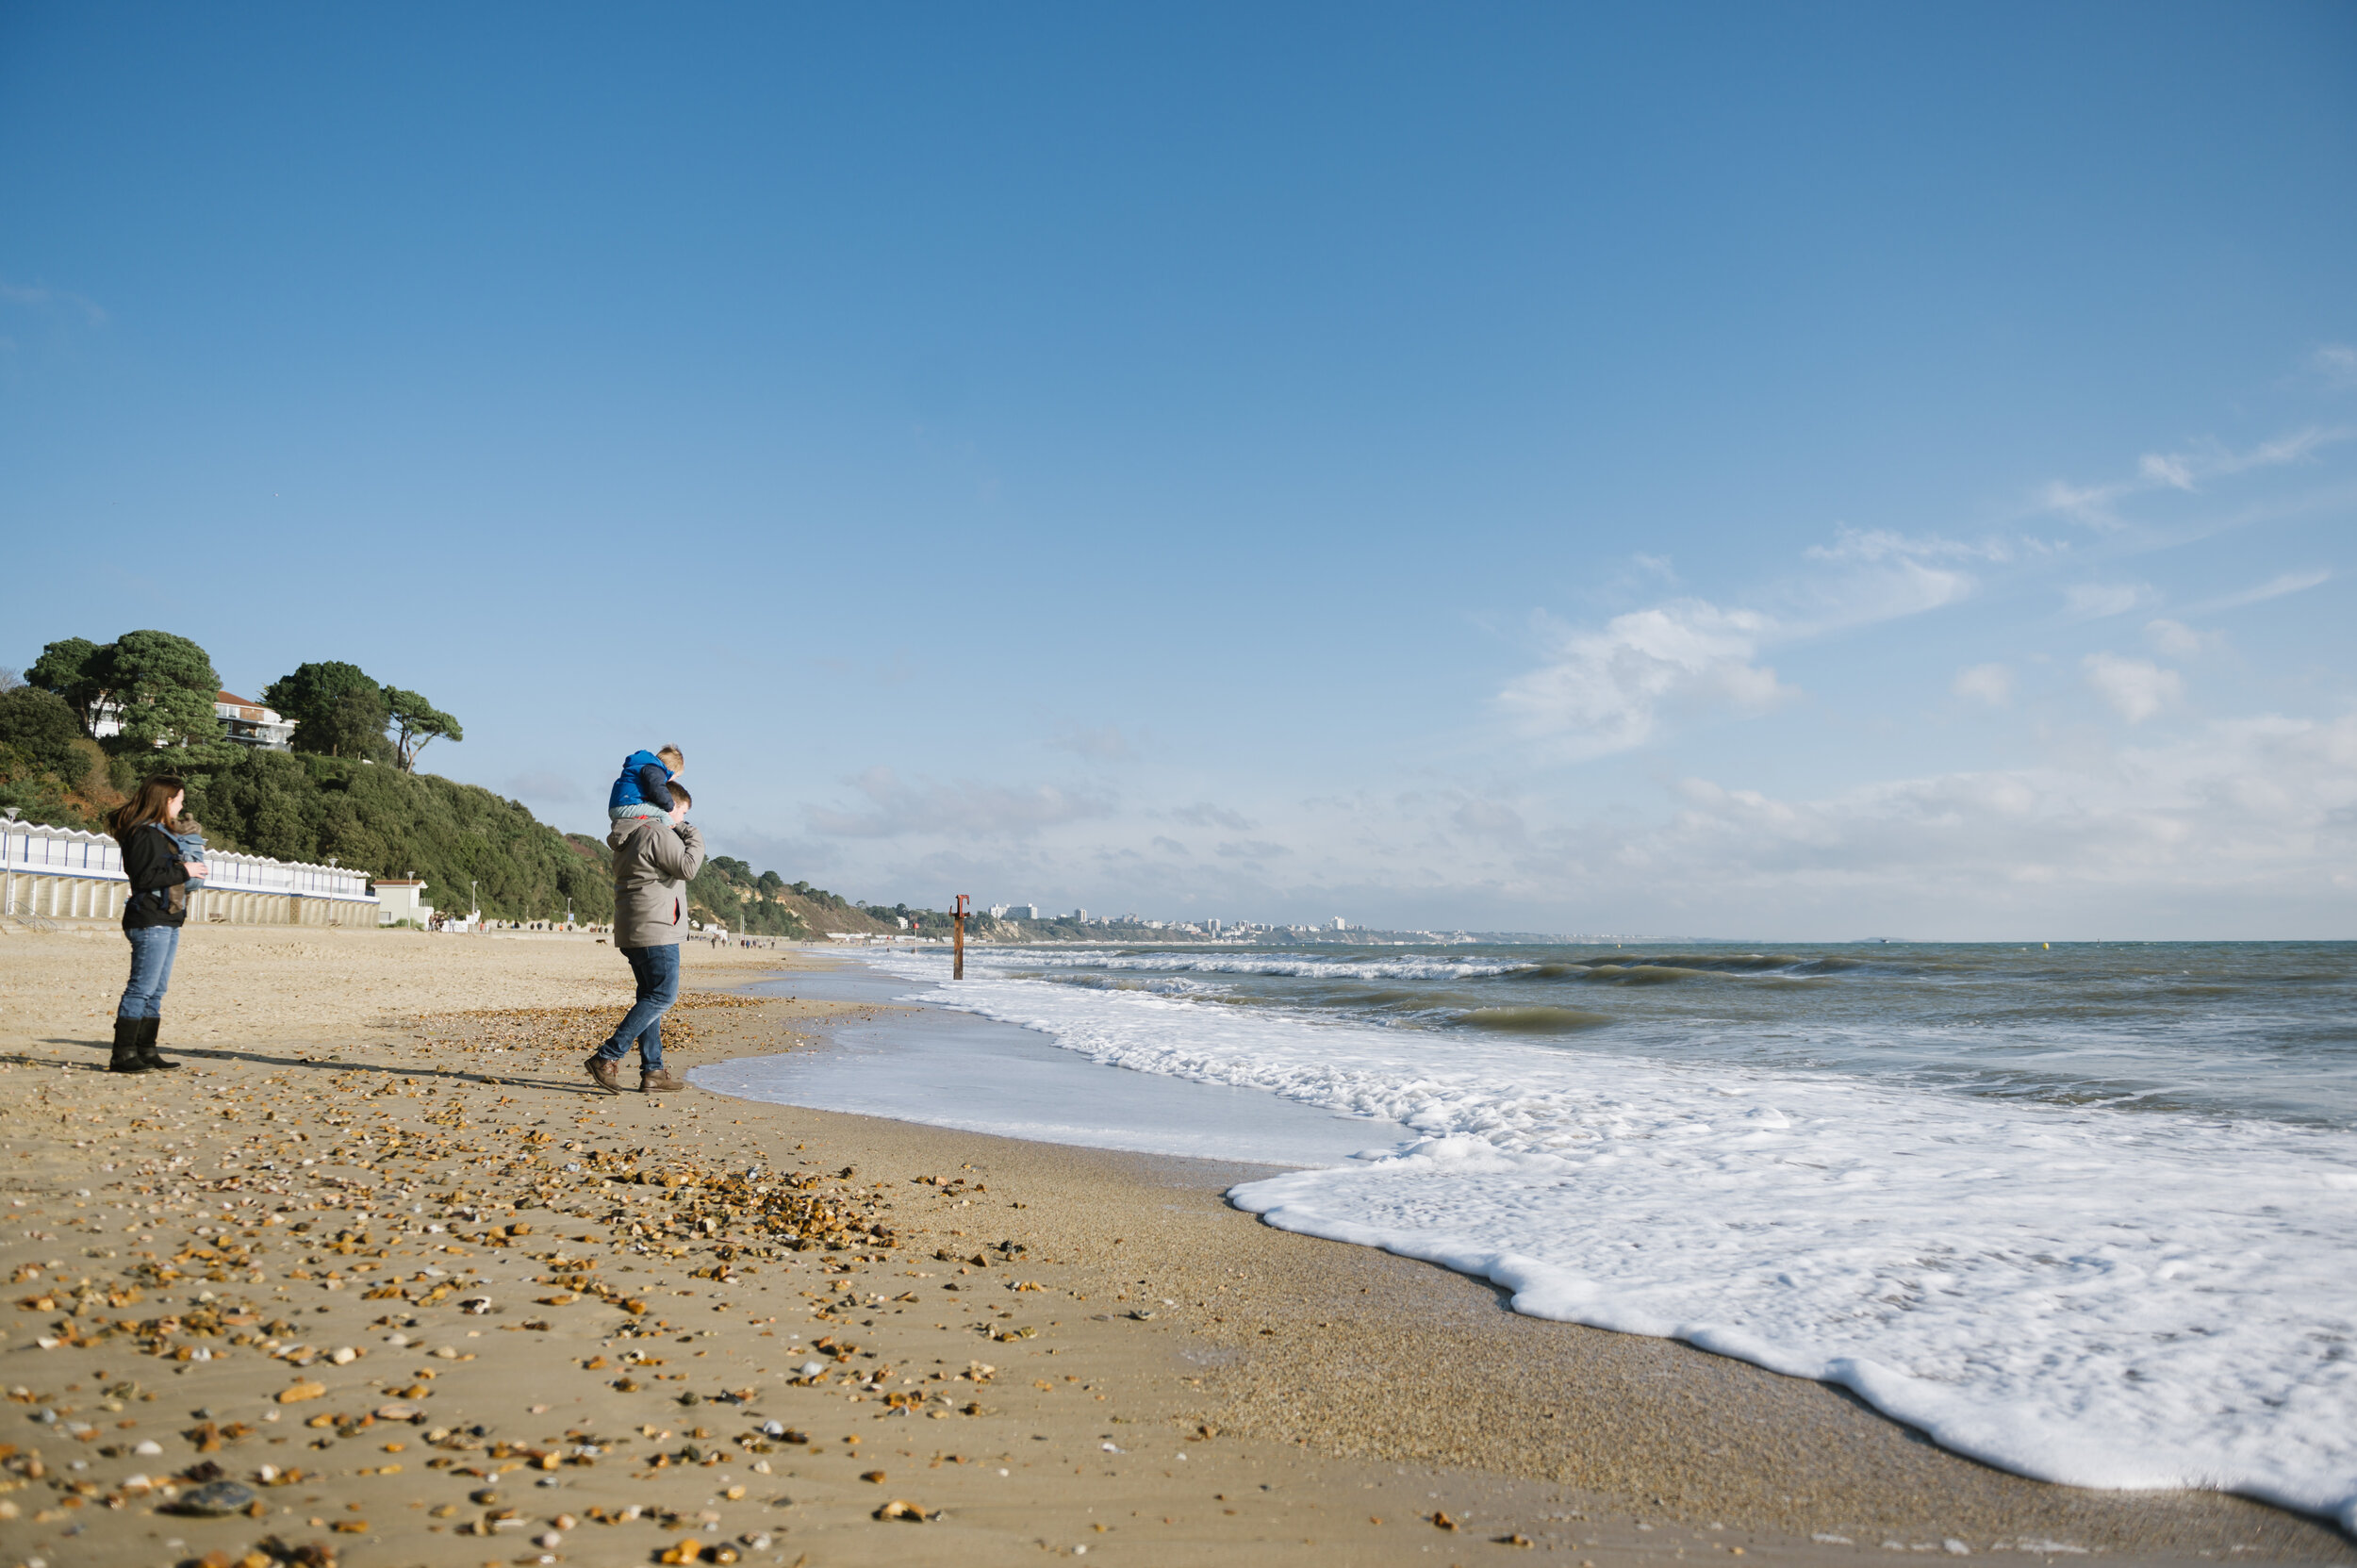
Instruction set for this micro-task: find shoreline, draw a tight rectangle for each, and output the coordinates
[706,950,2357,1561]
[0,927,2347,1565]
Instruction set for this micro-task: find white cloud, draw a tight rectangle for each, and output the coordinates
[806,766,1113,839]
[1236,711,2357,935]
[1801,557,1975,631]
[1451,798,1528,843]
[2036,477,2135,530]
[1049,723,1134,762]
[1779,531,1984,637]
[1499,521,1992,758]
[718,702,2357,936]
[705,827,843,876]
[1804,526,2013,565]
[1631,713,2357,929]
[2207,426,2351,475]
[1171,802,1257,831]
[2184,567,2332,616]
[2318,344,2357,388]
[1952,664,2014,707]
[2144,619,2220,658]
[1788,529,1989,633]
[2063,582,2155,619]
[1496,599,1792,757]
[2036,425,2353,529]
[0,277,107,324]
[2083,652,2183,724]
[504,769,581,801]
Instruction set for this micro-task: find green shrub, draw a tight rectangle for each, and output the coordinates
[190,751,615,923]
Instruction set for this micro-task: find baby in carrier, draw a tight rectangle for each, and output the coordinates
[167,812,208,870]
[609,745,685,822]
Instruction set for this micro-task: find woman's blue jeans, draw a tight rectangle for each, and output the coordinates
[597,943,679,1067]
[119,925,180,1019]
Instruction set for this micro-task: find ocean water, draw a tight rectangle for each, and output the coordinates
[691,963,1411,1164]
[737,941,2357,1530]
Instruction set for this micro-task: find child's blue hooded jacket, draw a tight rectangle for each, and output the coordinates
[608,751,677,814]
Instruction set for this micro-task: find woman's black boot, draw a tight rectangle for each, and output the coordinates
[109,1017,153,1073]
[137,1017,180,1070]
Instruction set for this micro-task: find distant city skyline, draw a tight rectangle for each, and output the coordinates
[5,5,2351,938]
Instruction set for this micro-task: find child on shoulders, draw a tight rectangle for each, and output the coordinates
[609,745,685,822]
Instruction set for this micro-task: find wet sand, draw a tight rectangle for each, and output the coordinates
[0,926,2348,1566]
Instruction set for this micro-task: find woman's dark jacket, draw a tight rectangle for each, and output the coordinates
[118,823,190,930]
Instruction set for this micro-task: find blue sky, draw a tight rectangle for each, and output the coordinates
[5,3,2352,938]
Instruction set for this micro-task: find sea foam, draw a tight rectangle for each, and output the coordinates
[866,948,2357,1529]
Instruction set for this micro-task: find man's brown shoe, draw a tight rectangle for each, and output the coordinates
[638,1066,685,1094]
[585,1054,622,1094]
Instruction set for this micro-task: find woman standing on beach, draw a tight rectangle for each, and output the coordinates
[108,774,206,1073]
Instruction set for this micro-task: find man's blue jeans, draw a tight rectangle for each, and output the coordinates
[119,925,180,1019]
[598,943,679,1067]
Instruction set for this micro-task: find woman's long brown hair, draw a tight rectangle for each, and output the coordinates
[109,775,187,843]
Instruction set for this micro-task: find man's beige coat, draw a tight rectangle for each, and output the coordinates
[607,816,705,948]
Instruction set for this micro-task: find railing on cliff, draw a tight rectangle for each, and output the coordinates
[0,817,378,909]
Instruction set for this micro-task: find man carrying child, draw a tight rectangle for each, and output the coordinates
[587,751,702,1093]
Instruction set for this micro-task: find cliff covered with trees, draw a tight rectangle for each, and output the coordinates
[0,628,876,932]
[200,749,616,925]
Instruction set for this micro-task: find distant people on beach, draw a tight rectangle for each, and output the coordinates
[107,775,206,1073]
[586,779,703,1095]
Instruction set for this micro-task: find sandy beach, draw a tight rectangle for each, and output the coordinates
[0,927,2349,1568]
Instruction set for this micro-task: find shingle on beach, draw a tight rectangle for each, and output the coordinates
[0,927,2347,1566]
